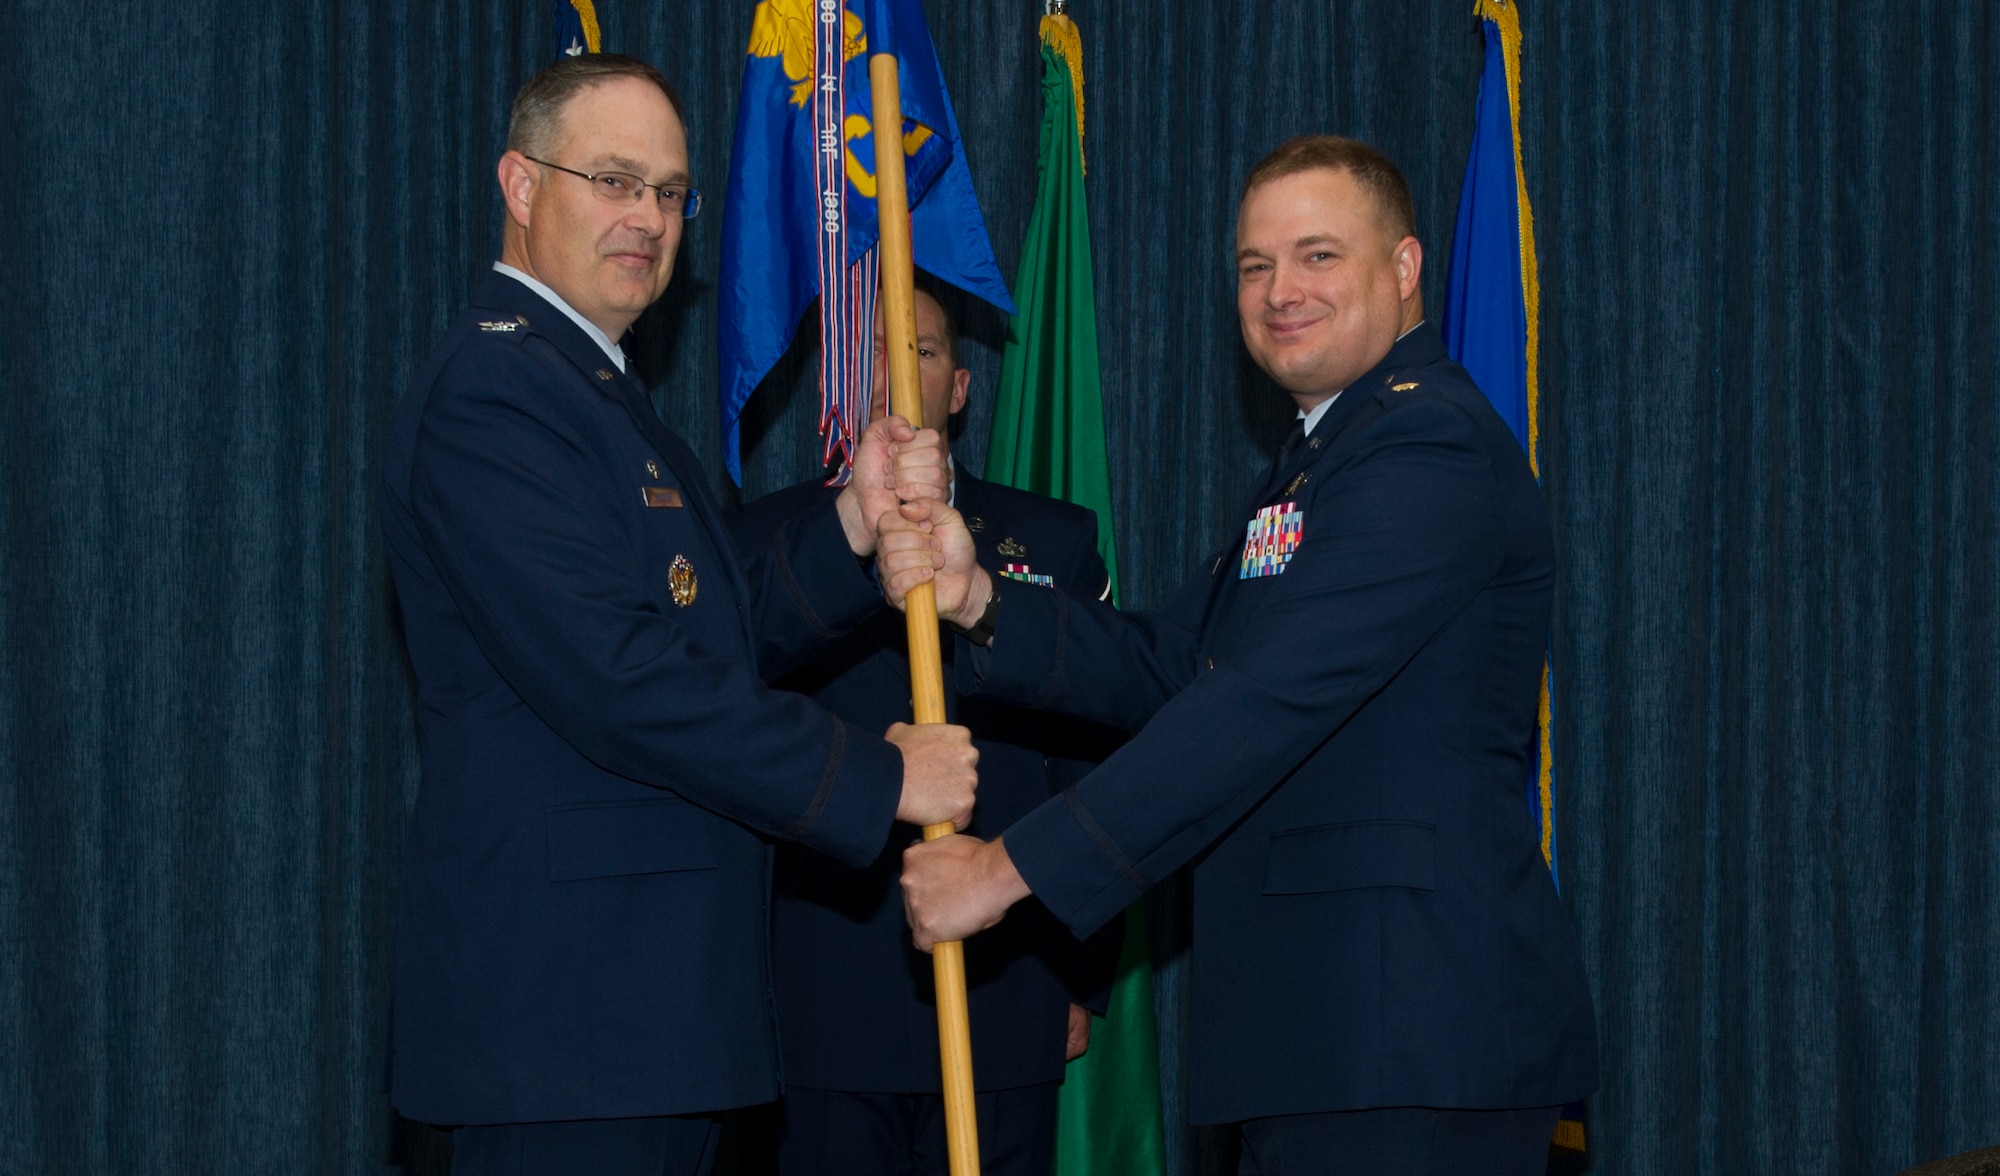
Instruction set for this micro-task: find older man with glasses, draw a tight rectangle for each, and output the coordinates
[377,53,979,1175]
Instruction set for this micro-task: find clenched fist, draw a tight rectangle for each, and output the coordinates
[900,832,1031,952]
[876,496,988,629]
[835,415,953,557]
[886,721,978,831]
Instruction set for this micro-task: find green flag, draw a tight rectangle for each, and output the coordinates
[985,15,1166,1176]
[988,15,1118,596]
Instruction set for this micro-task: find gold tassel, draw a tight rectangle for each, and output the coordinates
[1038,13,1086,173]
[572,0,602,54]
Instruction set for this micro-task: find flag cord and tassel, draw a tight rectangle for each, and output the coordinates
[869,49,985,1176]
[1038,10,1085,172]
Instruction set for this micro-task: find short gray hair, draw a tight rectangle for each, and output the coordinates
[505,53,685,159]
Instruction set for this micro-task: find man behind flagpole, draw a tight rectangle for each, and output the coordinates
[884,135,1599,1176]
[981,13,1169,1174]
[377,53,980,1175]
[718,0,1014,487]
[733,279,1121,1176]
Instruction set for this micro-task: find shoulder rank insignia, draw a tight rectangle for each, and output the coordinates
[999,562,1054,587]
[1283,471,1310,497]
[477,320,520,333]
[597,369,616,381]
[997,538,1027,558]
[1393,381,1420,392]
[668,554,698,607]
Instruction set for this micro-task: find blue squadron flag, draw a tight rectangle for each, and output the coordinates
[718,0,1015,483]
[1440,0,1585,1154]
[1442,0,1556,887]
[554,0,600,56]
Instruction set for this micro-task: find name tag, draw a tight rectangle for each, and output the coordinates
[1239,503,1303,579]
[643,486,683,509]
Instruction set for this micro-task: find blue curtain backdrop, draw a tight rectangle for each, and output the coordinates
[1,2,1993,1174]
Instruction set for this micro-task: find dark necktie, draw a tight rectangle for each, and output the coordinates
[1258,418,1308,501]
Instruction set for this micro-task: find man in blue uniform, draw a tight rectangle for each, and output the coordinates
[733,283,1121,1176]
[886,136,1599,1175]
[378,54,977,1175]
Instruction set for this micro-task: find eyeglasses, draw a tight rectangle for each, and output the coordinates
[525,156,703,219]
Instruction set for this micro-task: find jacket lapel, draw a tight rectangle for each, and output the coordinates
[952,473,1006,575]
[1247,321,1451,512]
[1212,323,1452,641]
[474,271,755,645]
[613,377,755,645]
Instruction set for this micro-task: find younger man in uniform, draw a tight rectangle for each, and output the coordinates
[887,137,1598,1176]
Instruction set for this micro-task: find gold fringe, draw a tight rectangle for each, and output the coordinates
[1477,21,1573,1159]
[1470,0,1552,871]
[1472,0,1537,478]
[573,0,602,54]
[1038,13,1085,173]
[1537,662,1554,868]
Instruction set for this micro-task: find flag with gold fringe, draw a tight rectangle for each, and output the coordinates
[718,0,1014,484]
[554,0,600,56]
[1440,0,1584,1155]
[984,14,1167,1176]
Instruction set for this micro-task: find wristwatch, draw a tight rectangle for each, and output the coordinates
[950,577,1000,646]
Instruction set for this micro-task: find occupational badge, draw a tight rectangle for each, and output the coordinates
[1283,471,1310,497]
[998,562,1053,587]
[997,538,1027,558]
[966,516,987,532]
[668,554,698,607]
[1239,502,1305,579]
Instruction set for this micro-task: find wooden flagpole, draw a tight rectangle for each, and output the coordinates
[869,49,984,1176]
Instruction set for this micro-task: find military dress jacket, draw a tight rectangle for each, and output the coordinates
[959,322,1599,1124]
[378,272,904,1126]
[734,473,1121,1094]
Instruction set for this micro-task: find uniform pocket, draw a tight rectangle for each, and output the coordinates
[1262,820,1436,894]
[545,797,719,881]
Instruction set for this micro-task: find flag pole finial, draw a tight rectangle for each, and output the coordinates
[1046,0,1067,15]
